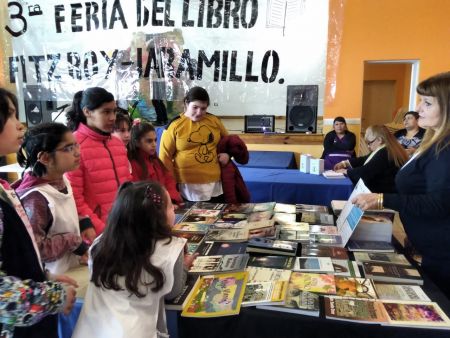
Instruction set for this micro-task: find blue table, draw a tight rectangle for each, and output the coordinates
[240,167,353,205]
[235,150,297,169]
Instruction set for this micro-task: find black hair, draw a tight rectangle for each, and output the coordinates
[333,116,347,125]
[114,111,131,131]
[184,86,210,106]
[403,111,419,120]
[17,122,70,177]
[0,88,19,132]
[127,121,167,179]
[90,181,173,297]
[66,87,115,131]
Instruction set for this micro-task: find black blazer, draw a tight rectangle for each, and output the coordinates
[347,147,400,193]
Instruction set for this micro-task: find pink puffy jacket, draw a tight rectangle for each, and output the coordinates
[66,123,132,234]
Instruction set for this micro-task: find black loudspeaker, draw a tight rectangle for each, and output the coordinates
[23,85,55,127]
[285,85,318,133]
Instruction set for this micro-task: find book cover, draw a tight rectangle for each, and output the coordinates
[192,202,226,211]
[188,208,222,218]
[246,238,298,256]
[374,283,431,302]
[248,226,277,239]
[181,271,248,317]
[172,223,210,234]
[242,280,288,307]
[347,240,395,253]
[299,212,334,225]
[310,234,343,246]
[273,203,296,214]
[175,232,205,255]
[353,252,410,265]
[247,255,295,270]
[309,225,339,235]
[252,202,276,212]
[381,301,450,329]
[223,203,255,214]
[189,254,249,275]
[246,266,292,282]
[257,290,320,317]
[195,241,248,256]
[334,277,377,299]
[301,245,349,259]
[293,257,335,273]
[278,229,310,242]
[279,222,310,231]
[362,262,423,285]
[204,228,249,242]
[165,277,199,310]
[289,272,336,295]
[210,222,246,229]
[216,213,248,224]
[296,204,329,213]
[247,211,273,222]
[322,170,346,179]
[332,259,361,277]
[324,297,388,324]
[272,213,297,225]
[182,214,218,224]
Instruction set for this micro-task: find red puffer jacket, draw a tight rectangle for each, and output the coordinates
[66,123,132,234]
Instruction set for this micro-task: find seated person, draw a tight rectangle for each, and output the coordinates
[334,125,408,193]
[394,111,425,156]
[321,116,356,169]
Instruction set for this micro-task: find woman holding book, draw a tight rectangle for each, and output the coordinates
[352,72,450,299]
[334,125,408,193]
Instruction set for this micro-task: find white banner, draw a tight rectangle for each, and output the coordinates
[1,0,328,117]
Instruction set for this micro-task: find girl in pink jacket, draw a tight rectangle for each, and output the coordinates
[65,87,132,240]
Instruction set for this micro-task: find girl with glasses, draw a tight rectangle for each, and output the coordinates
[15,122,91,274]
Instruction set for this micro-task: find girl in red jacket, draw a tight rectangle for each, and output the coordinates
[128,120,183,206]
[65,87,132,239]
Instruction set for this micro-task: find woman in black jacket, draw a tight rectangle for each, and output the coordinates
[352,72,450,299]
[334,125,408,193]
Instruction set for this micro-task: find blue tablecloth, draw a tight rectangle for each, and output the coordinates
[240,167,353,205]
[235,150,296,169]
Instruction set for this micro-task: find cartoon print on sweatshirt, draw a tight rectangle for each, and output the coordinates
[188,125,215,163]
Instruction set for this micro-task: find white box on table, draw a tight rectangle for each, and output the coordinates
[299,154,311,173]
[309,158,324,175]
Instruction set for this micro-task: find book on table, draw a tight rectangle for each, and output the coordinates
[347,239,395,253]
[223,203,255,214]
[322,170,346,179]
[331,259,361,277]
[324,297,388,324]
[334,276,377,299]
[293,257,335,273]
[257,290,320,317]
[252,202,276,212]
[172,222,210,234]
[246,266,292,283]
[288,272,337,295]
[181,271,248,317]
[353,252,410,265]
[165,276,199,311]
[309,225,339,235]
[192,202,226,211]
[241,280,288,307]
[374,283,431,302]
[194,241,248,256]
[296,204,329,213]
[189,254,249,275]
[204,228,249,242]
[247,255,296,270]
[246,238,298,256]
[301,244,349,259]
[188,208,223,218]
[274,203,296,214]
[362,261,423,285]
[174,232,205,254]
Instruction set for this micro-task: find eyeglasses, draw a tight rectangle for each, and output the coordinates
[366,138,377,146]
[53,143,80,153]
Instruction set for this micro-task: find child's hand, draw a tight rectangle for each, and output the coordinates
[183,253,199,270]
[62,286,77,315]
[52,274,79,288]
[79,252,89,265]
[81,228,96,244]
[218,153,230,166]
